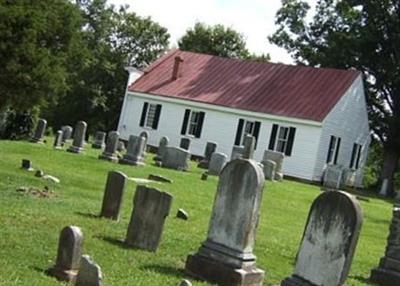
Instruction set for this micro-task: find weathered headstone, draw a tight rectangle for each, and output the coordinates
[92,131,106,149]
[230,146,244,160]
[75,255,103,286]
[125,185,173,252]
[98,131,119,162]
[154,136,169,162]
[185,159,266,285]
[281,191,363,286]
[99,171,127,220]
[243,135,255,159]
[67,121,87,154]
[46,226,83,282]
[31,118,47,143]
[262,159,276,181]
[263,150,284,181]
[119,135,145,166]
[323,164,346,190]
[148,174,173,183]
[161,146,191,171]
[54,130,63,149]
[117,140,126,152]
[370,206,400,286]
[61,125,73,142]
[208,152,228,176]
[139,131,149,150]
[198,142,217,169]
[21,159,34,171]
[180,138,191,150]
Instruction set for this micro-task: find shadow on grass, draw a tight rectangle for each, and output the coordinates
[96,235,130,249]
[30,266,46,274]
[350,275,375,285]
[140,264,185,279]
[345,188,395,205]
[74,211,99,219]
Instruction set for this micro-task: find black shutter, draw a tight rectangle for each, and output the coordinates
[355,145,362,169]
[268,124,278,150]
[152,104,162,129]
[334,137,341,164]
[181,109,191,135]
[349,143,357,168]
[139,102,148,127]
[285,127,296,156]
[326,136,334,163]
[234,119,244,146]
[195,112,205,138]
[253,121,261,149]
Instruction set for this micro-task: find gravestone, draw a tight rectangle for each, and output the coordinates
[263,150,284,181]
[125,185,173,252]
[46,226,83,282]
[208,152,228,176]
[67,121,87,154]
[61,125,73,142]
[198,142,217,169]
[117,140,126,152]
[180,138,191,150]
[161,147,191,171]
[243,135,255,159]
[54,130,63,149]
[99,171,127,220]
[262,159,276,181]
[185,159,266,286]
[139,131,149,151]
[21,159,34,171]
[281,191,363,286]
[75,255,103,286]
[154,136,169,162]
[31,118,47,143]
[230,146,244,160]
[92,131,106,149]
[119,135,145,166]
[323,164,346,190]
[98,131,119,162]
[370,206,400,286]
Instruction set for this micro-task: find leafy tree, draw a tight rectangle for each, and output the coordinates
[270,0,400,196]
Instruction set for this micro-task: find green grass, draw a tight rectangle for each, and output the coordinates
[0,138,393,285]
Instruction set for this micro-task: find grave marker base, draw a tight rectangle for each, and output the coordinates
[98,153,118,162]
[67,146,84,154]
[45,267,78,282]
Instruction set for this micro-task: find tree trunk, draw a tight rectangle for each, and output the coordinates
[378,147,400,197]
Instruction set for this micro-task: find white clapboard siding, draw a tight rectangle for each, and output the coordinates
[313,75,371,187]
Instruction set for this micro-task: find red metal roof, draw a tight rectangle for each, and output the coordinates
[129,50,361,122]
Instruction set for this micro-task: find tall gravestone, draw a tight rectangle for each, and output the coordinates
[231,146,244,160]
[54,130,63,149]
[99,171,127,220]
[31,118,47,143]
[98,131,119,162]
[67,121,87,154]
[262,159,276,181]
[125,185,173,252]
[208,152,228,176]
[243,135,255,159]
[185,159,266,286]
[198,142,217,169]
[139,131,149,151]
[262,150,284,181]
[46,226,83,282]
[75,255,103,286]
[370,206,400,286]
[180,138,191,151]
[154,136,169,162]
[119,135,145,166]
[61,125,73,143]
[92,131,106,149]
[161,146,191,171]
[281,191,363,286]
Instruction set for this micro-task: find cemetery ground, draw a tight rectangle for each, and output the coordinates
[0,138,393,286]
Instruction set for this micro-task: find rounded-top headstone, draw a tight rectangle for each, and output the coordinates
[55,226,83,270]
[31,118,47,143]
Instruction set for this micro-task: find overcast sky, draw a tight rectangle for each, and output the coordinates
[108,0,316,64]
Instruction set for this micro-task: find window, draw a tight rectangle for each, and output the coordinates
[234,119,261,148]
[350,143,362,169]
[326,135,341,164]
[268,124,296,156]
[139,102,162,129]
[181,109,205,138]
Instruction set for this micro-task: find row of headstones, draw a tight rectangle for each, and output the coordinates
[46,156,367,286]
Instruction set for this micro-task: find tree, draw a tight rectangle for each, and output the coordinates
[178,22,251,59]
[270,0,400,196]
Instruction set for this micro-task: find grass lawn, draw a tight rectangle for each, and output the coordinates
[0,138,394,285]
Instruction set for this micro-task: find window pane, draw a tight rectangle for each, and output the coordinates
[188,111,200,136]
[145,104,157,128]
[241,120,255,145]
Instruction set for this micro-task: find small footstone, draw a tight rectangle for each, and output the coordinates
[155,161,162,167]
[148,174,173,183]
[179,279,192,286]
[201,172,208,181]
[21,159,34,171]
[35,170,44,177]
[177,209,189,220]
[75,255,103,286]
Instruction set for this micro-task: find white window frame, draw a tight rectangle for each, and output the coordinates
[240,120,255,145]
[275,126,290,153]
[144,103,158,129]
[187,110,201,136]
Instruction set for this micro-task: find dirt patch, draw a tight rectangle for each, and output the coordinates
[16,186,56,198]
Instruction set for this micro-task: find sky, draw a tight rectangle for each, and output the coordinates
[108,0,316,64]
